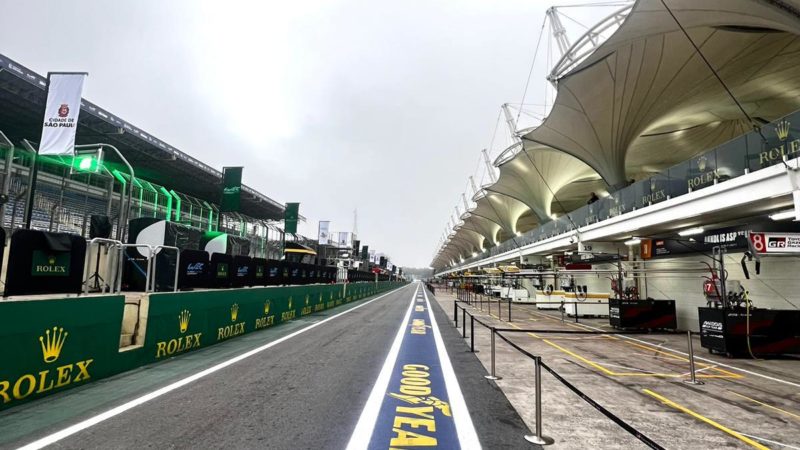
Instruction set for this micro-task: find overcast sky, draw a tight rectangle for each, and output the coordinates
[0,0,621,267]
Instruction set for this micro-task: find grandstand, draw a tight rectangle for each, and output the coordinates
[0,52,294,260]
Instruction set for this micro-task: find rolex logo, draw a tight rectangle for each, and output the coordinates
[319,293,323,303]
[305,295,310,306]
[39,327,67,363]
[179,310,191,333]
[264,300,271,315]
[697,155,707,172]
[48,255,56,265]
[776,119,790,141]
[288,297,293,309]
[230,303,239,322]
[650,178,656,191]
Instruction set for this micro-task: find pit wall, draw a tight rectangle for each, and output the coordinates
[0,281,406,411]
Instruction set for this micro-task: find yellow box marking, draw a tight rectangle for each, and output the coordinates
[518,310,742,379]
[729,390,800,422]
[643,389,769,450]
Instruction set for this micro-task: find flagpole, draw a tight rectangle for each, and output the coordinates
[25,71,88,230]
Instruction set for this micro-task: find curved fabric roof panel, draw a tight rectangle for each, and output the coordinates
[460,213,502,246]
[471,190,531,237]
[448,232,479,256]
[456,228,486,253]
[489,142,601,221]
[523,0,800,189]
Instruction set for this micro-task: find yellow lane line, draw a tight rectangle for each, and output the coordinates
[642,389,769,450]
[527,310,742,379]
[729,390,800,422]
[541,338,617,376]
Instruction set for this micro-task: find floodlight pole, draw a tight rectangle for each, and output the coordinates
[75,144,134,241]
[0,131,14,224]
[21,139,40,230]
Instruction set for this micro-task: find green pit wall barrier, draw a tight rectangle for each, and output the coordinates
[0,281,406,411]
[0,296,126,410]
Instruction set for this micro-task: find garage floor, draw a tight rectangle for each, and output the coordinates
[433,288,800,449]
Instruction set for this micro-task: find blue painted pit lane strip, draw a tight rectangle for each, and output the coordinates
[347,283,480,449]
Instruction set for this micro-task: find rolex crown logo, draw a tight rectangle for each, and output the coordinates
[776,119,790,141]
[39,326,67,363]
[319,293,323,303]
[48,255,56,265]
[178,310,191,333]
[230,303,239,322]
[305,295,310,306]
[650,178,656,191]
[264,300,271,315]
[288,297,293,309]
[697,155,707,172]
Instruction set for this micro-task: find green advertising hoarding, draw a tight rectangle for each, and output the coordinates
[284,202,300,234]
[0,282,406,411]
[144,282,403,362]
[0,295,125,410]
[220,166,243,212]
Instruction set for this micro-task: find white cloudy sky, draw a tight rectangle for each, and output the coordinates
[0,0,623,267]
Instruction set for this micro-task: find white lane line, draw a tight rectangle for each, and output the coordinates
[345,284,418,450]
[738,432,800,450]
[423,286,482,449]
[17,284,412,450]
[560,317,800,389]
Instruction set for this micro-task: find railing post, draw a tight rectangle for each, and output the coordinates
[575,301,579,323]
[525,356,554,445]
[684,331,704,385]
[462,307,466,338]
[470,315,477,352]
[508,299,512,322]
[454,301,458,326]
[484,327,502,380]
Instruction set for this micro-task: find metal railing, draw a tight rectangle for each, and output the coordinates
[109,243,180,293]
[448,294,708,449]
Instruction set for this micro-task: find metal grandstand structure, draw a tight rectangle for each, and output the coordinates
[0,53,303,260]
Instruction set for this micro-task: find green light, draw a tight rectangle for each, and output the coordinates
[72,155,99,173]
[72,147,103,173]
[78,156,93,170]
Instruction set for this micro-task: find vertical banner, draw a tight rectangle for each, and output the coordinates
[318,221,330,245]
[39,72,87,156]
[361,245,369,259]
[284,203,300,234]
[220,166,243,212]
[352,239,360,256]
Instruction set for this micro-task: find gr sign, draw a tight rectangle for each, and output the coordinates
[749,232,800,254]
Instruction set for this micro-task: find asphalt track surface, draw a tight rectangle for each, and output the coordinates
[0,283,532,449]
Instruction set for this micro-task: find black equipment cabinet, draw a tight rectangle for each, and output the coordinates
[608,299,677,331]
[209,252,233,288]
[231,255,254,288]
[699,307,800,356]
[177,249,209,290]
[265,259,284,285]
[5,229,84,296]
[252,258,267,286]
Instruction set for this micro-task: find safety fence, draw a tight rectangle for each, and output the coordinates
[448,295,706,449]
[0,281,407,411]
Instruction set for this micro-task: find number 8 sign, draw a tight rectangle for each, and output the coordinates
[749,232,766,253]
